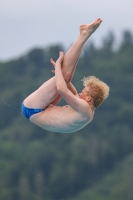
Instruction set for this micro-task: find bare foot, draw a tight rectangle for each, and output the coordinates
[80,18,102,38]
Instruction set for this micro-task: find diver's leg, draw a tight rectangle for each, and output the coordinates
[24,18,102,108]
[61,18,102,82]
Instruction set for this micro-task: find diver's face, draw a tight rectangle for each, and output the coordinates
[79,86,91,100]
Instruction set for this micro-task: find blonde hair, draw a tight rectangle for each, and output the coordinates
[82,76,109,108]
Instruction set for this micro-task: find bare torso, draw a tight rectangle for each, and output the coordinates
[30,104,94,133]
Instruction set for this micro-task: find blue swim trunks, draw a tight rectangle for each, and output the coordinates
[21,103,45,120]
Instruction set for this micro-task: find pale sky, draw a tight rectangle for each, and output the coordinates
[0,0,133,61]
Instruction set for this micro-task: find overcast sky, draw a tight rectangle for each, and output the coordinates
[0,0,133,61]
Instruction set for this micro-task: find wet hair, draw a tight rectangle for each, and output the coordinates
[82,76,110,108]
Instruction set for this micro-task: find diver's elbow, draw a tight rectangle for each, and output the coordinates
[57,85,67,95]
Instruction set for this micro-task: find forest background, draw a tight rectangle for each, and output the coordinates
[0,30,133,200]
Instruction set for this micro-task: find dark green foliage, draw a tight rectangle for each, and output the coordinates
[68,153,133,200]
[0,31,133,200]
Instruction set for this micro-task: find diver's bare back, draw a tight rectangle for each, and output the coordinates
[30,103,93,133]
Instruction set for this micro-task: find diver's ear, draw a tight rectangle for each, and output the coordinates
[86,95,92,102]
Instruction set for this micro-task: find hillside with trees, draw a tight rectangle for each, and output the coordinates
[0,30,133,200]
